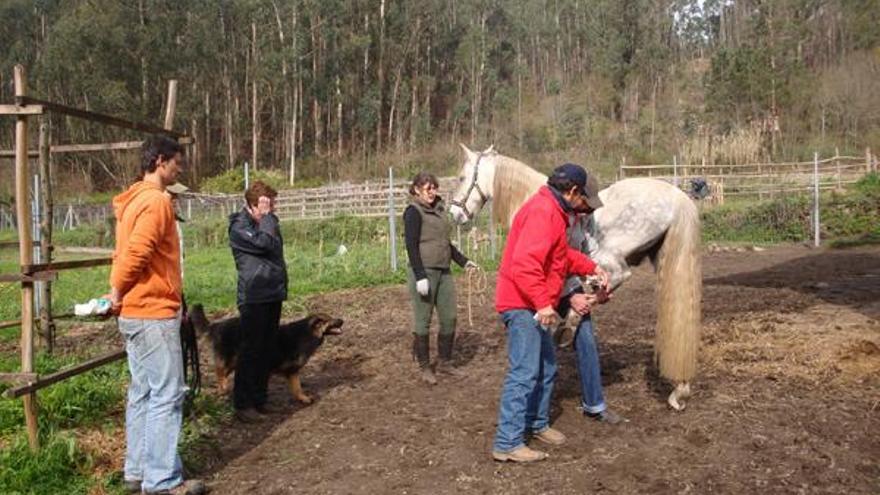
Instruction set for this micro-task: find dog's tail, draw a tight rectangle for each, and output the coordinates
[188,303,211,336]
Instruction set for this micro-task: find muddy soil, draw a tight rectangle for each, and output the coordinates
[178,245,880,493]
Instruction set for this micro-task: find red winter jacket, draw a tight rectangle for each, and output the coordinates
[495,186,597,313]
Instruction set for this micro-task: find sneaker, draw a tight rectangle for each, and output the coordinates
[149,479,207,495]
[255,403,285,415]
[123,479,142,494]
[531,427,566,445]
[234,408,263,423]
[492,446,549,463]
[584,409,628,424]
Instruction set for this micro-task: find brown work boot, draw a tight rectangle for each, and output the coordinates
[492,446,549,463]
[531,427,567,445]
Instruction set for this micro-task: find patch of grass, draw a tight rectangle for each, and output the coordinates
[702,173,880,244]
[0,431,94,495]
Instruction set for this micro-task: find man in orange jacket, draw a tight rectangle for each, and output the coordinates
[110,136,204,495]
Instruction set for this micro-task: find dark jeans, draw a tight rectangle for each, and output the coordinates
[233,301,281,410]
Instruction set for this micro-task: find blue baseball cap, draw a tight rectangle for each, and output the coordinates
[550,163,603,209]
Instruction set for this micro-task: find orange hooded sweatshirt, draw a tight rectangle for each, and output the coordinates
[110,181,181,318]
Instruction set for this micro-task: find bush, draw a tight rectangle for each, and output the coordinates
[200,168,291,194]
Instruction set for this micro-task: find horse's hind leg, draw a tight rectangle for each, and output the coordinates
[667,382,691,411]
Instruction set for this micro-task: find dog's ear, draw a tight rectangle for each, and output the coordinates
[309,315,326,338]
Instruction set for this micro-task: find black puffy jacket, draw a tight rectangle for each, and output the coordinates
[228,208,288,306]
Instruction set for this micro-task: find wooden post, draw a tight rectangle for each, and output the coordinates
[835,147,841,190]
[867,147,872,174]
[38,120,54,352]
[14,65,39,450]
[813,152,820,247]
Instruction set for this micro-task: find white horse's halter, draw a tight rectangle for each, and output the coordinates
[450,152,489,222]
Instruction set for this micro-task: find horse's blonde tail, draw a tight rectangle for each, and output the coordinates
[655,195,702,383]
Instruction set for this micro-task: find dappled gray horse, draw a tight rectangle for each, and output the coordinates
[449,145,702,410]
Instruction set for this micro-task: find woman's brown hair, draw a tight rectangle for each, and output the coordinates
[245,180,278,207]
[409,172,439,196]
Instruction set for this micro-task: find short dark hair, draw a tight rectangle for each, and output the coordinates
[141,135,183,175]
[409,172,438,196]
[245,180,278,207]
[547,175,580,193]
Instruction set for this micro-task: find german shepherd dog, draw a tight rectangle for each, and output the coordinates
[188,304,344,404]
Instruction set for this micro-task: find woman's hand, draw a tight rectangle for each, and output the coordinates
[465,260,480,271]
[416,278,430,296]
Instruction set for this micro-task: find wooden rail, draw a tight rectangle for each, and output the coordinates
[4,349,127,399]
[22,257,113,274]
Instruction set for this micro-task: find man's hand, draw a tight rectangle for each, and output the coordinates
[535,306,559,329]
[593,288,613,304]
[108,288,122,315]
[593,265,611,291]
[415,278,430,296]
[570,293,593,315]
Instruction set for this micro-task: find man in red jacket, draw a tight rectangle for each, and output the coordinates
[492,163,608,463]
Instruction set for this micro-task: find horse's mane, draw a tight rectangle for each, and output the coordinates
[492,154,547,226]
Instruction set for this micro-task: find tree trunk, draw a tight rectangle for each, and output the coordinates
[376,0,386,152]
[251,21,259,170]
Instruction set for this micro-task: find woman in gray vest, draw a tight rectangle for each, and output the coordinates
[404,172,478,385]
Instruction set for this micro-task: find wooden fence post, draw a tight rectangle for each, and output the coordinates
[867,147,873,174]
[14,65,39,451]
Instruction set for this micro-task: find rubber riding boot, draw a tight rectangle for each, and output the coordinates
[413,334,437,385]
[436,332,464,377]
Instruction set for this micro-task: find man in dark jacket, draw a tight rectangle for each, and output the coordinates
[228,180,288,422]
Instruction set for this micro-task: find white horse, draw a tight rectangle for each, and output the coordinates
[449,144,702,410]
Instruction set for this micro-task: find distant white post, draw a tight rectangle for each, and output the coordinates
[388,167,398,271]
[813,151,820,247]
[244,161,250,191]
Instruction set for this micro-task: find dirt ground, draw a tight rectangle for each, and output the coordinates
[21,244,874,494]
[179,244,879,494]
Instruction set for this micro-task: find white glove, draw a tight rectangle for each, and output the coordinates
[416,278,430,296]
[465,260,480,270]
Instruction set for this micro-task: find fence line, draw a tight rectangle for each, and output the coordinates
[1,153,875,231]
[621,153,875,204]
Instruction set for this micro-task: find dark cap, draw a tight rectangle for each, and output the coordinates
[550,163,603,209]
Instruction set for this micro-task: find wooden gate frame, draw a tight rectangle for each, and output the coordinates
[0,65,191,450]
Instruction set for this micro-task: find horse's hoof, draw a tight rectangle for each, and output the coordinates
[667,394,687,411]
[667,383,691,411]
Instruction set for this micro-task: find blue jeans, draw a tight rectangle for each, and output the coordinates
[493,309,558,453]
[574,315,606,414]
[119,315,186,493]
